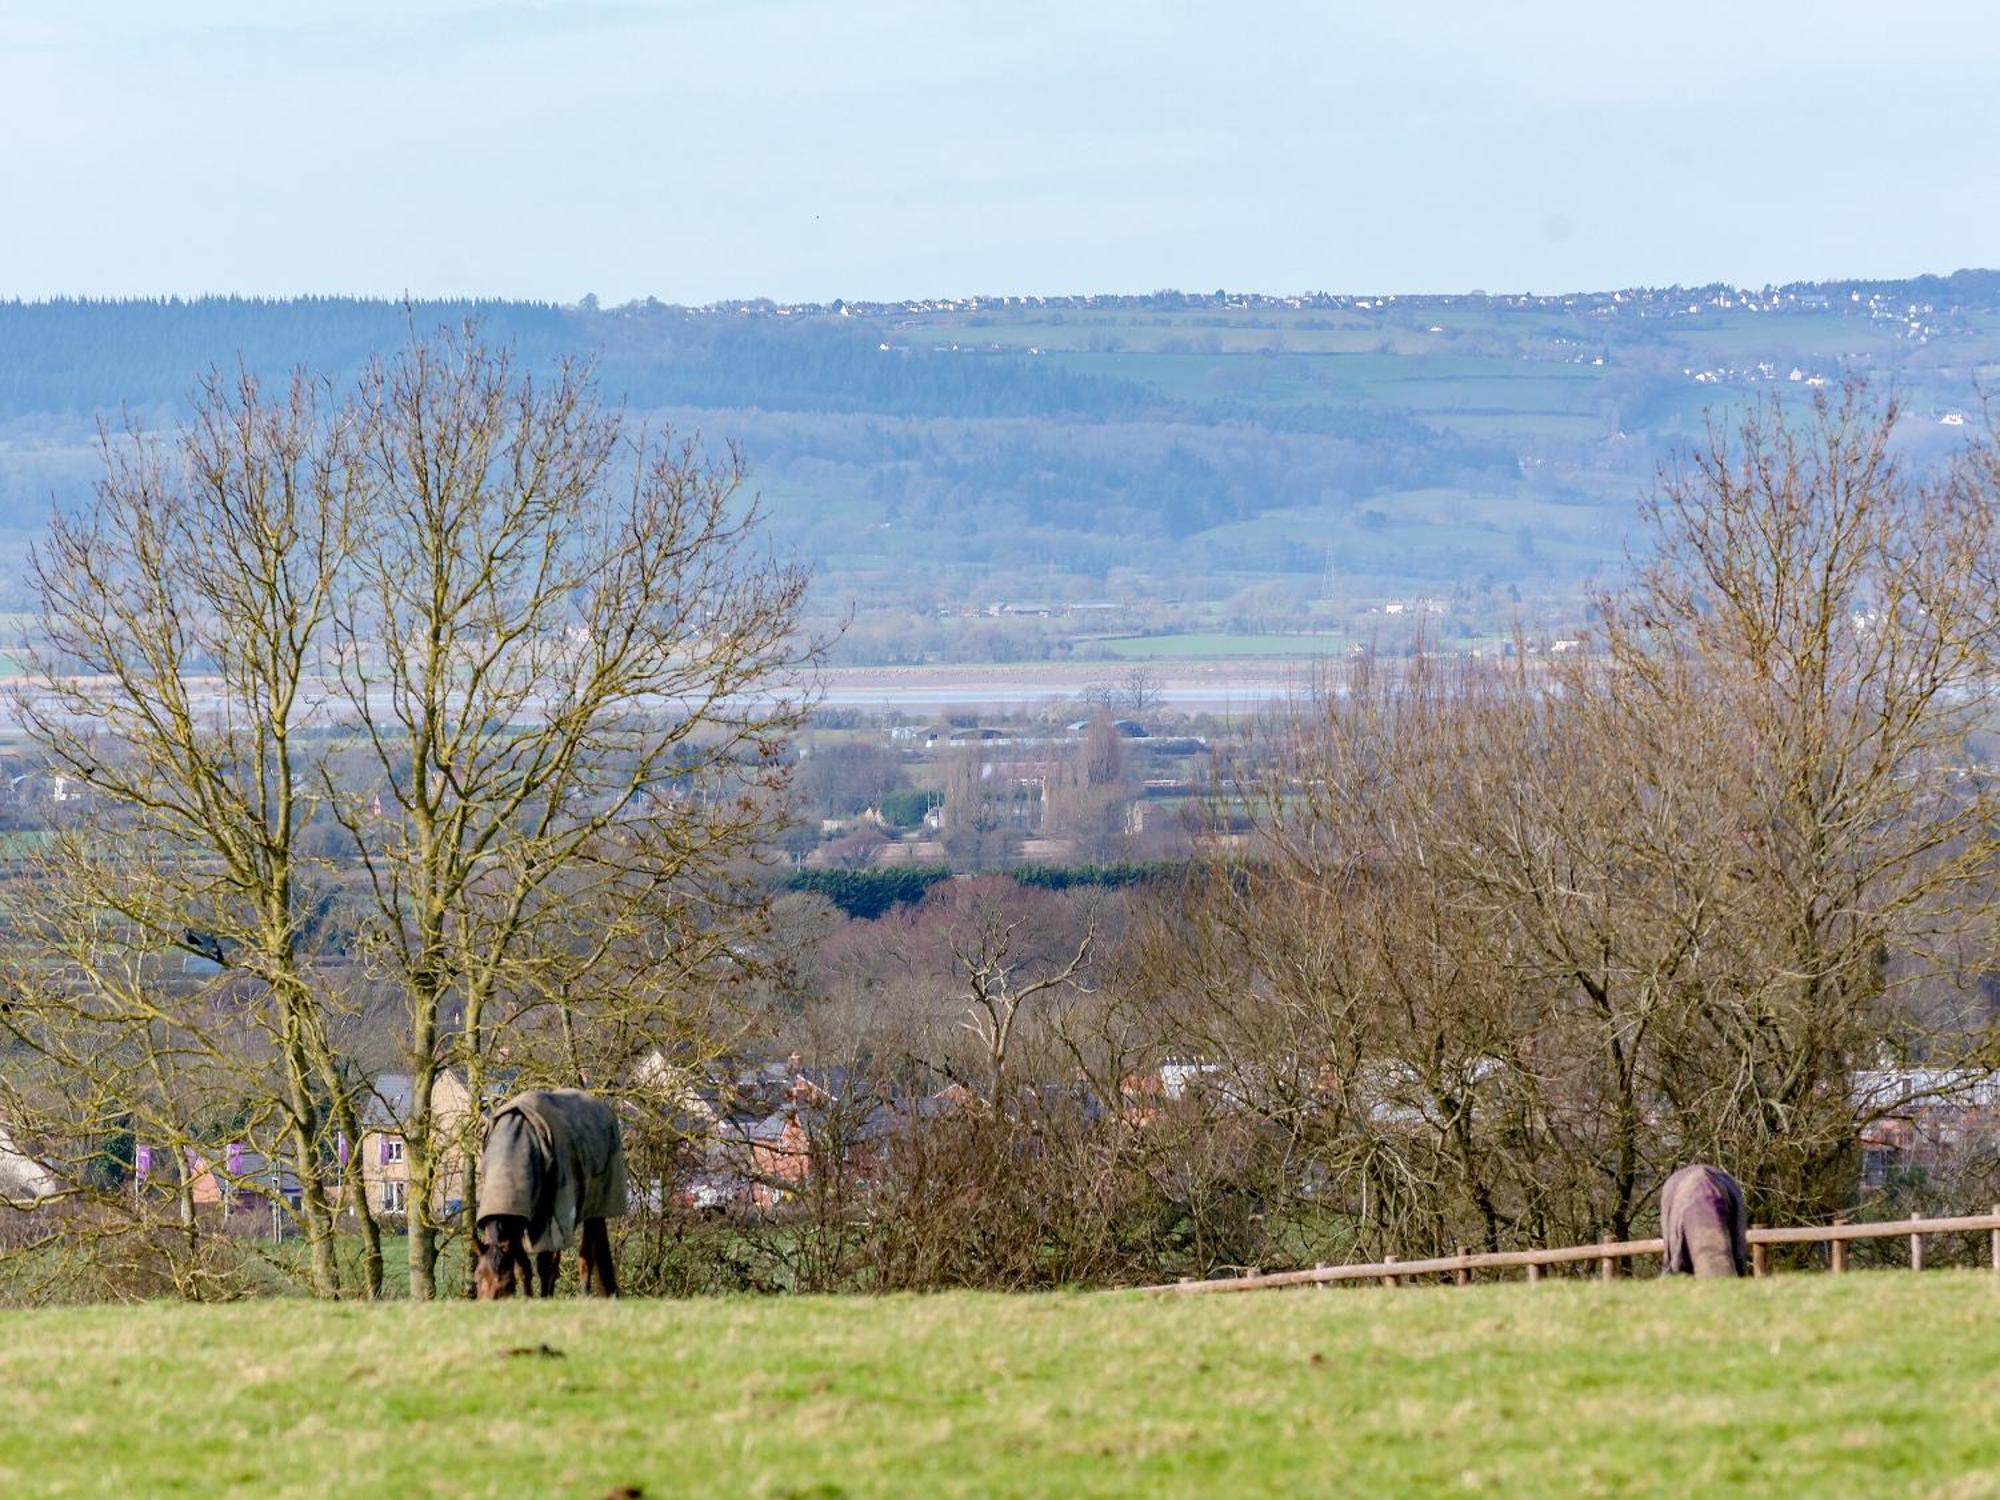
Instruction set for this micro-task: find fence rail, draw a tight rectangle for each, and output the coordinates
[1141,1205,2000,1295]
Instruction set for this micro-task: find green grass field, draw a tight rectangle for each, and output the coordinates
[4,1275,1998,1497]
[1095,631,1352,660]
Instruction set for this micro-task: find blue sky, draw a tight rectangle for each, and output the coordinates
[5,1,1998,302]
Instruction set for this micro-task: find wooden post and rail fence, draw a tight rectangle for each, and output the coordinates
[1143,1205,2000,1295]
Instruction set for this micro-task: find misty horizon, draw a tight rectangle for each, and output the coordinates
[9,2,2000,303]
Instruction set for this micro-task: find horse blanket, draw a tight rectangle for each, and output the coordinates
[477,1090,628,1254]
[1660,1162,1749,1278]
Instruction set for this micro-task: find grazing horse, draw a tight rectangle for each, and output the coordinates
[1660,1162,1750,1278]
[474,1089,627,1300]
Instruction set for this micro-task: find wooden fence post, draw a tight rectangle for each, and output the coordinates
[1525,1260,1543,1284]
[1991,1206,1999,1272]
[1380,1255,1400,1289]
[1909,1212,1925,1273]
[1751,1241,1769,1279]
[1454,1246,1470,1287]
[1599,1235,1616,1282]
[1831,1218,1848,1274]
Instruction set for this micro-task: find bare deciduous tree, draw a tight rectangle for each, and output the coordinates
[324,329,816,1298]
[1142,385,2000,1259]
[1591,385,2000,1218]
[4,327,816,1300]
[9,371,373,1297]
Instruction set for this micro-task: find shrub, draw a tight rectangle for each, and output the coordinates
[784,866,953,920]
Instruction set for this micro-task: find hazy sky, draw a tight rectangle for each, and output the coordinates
[5,1,1998,303]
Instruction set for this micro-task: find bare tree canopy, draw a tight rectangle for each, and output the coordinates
[2,326,817,1299]
[1142,385,2000,1258]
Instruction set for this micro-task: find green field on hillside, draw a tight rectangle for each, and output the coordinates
[1096,631,1353,659]
[4,1275,1997,1498]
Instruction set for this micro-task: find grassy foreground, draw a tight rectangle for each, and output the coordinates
[4,1275,1999,1498]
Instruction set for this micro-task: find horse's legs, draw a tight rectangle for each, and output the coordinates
[537,1250,559,1298]
[581,1218,619,1297]
[484,1219,535,1299]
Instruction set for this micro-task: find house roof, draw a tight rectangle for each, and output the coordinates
[360,1068,495,1130]
[364,1072,416,1126]
[1855,1068,2000,1113]
[725,1095,930,1150]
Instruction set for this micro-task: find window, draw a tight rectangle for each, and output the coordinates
[381,1180,408,1214]
[384,1138,404,1164]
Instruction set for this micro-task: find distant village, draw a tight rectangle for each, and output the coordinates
[643,271,2000,329]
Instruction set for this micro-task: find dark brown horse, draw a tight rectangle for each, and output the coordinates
[475,1214,618,1299]
[473,1090,627,1300]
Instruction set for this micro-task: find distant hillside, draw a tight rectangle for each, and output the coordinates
[1,276,1995,648]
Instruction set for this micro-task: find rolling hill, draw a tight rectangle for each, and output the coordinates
[1,277,1995,658]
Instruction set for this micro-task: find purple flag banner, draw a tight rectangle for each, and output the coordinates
[337,1132,349,1167]
[226,1142,244,1175]
[134,1145,152,1181]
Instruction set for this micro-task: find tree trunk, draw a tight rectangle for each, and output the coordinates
[280,1065,339,1299]
[460,1000,491,1297]
[406,1040,440,1301]
[327,1081,383,1299]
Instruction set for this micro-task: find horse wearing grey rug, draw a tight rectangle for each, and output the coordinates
[1660,1162,1749,1278]
[474,1089,627,1299]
